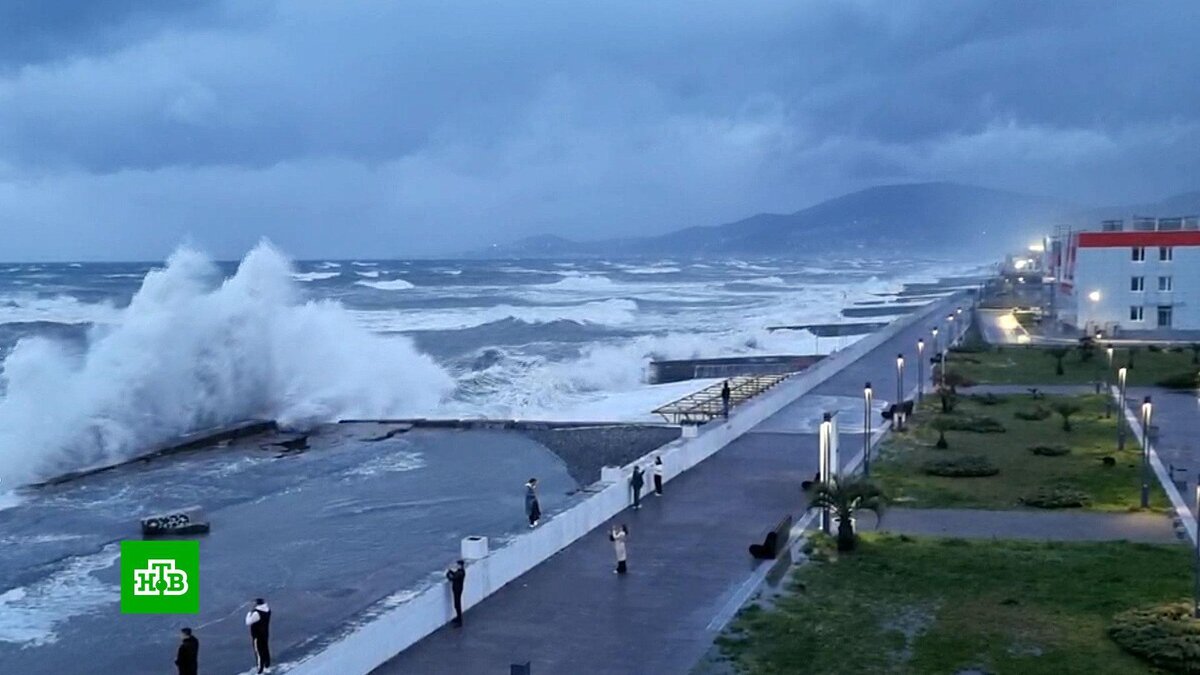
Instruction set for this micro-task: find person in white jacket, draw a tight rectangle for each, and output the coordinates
[609,524,628,575]
[245,598,272,673]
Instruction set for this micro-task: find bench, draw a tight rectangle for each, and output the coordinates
[749,514,793,560]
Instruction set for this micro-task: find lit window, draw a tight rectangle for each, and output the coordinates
[1131,247,1146,261]
[1130,306,1144,321]
[1159,246,1173,261]
[1130,276,1144,291]
[1158,276,1173,291]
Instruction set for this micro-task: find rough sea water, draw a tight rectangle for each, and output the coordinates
[0,243,987,671]
[0,242,986,488]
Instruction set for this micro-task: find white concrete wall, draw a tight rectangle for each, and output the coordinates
[1076,245,1200,331]
[285,293,970,675]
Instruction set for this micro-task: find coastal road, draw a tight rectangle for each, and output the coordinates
[372,296,966,675]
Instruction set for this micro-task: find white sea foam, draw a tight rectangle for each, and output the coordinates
[292,271,341,281]
[355,278,415,291]
[316,262,341,269]
[620,266,681,275]
[351,298,638,332]
[0,294,118,326]
[350,261,376,267]
[544,274,617,291]
[355,270,381,278]
[0,544,119,646]
[0,242,453,486]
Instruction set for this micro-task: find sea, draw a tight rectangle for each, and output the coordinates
[0,242,989,488]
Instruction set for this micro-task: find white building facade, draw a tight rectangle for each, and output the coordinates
[1056,226,1200,333]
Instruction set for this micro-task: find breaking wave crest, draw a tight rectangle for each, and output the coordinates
[0,242,452,486]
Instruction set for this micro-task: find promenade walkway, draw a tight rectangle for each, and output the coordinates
[373,298,963,675]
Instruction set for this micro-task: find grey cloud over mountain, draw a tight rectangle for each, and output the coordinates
[1,1,1198,260]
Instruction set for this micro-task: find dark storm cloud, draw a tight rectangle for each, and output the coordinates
[0,0,1198,260]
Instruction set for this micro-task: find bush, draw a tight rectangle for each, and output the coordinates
[1014,407,1052,421]
[1109,603,1200,673]
[933,414,1006,433]
[969,392,1005,406]
[1148,344,1163,353]
[1028,444,1071,457]
[1020,485,1090,508]
[923,456,999,477]
[1158,371,1200,390]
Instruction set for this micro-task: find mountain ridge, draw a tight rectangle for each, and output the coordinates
[469,182,1200,258]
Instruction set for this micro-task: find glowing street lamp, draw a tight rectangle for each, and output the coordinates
[818,412,833,534]
[1117,367,1128,450]
[946,313,955,347]
[863,382,873,476]
[1104,345,1115,417]
[1140,396,1153,509]
[917,339,925,402]
[895,353,905,431]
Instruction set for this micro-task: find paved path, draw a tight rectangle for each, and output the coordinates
[372,297,968,675]
[961,384,1096,396]
[869,508,1181,544]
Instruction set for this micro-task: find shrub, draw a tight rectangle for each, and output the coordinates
[1020,485,1090,508]
[1028,444,1071,457]
[1047,347,1070,376]
[933,414,1006,433]
[923,456,999,477]
[969,392,1005,406]
[1109,603,1200,672]
[1014,407,1052,421]
[1158,371,1200,390]
[1147,344,1163,353]
[1051,402,1082,432]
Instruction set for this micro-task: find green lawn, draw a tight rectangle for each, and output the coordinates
[872,393,1168,511]
[947,344,1198,387]
[715,534,1189,674]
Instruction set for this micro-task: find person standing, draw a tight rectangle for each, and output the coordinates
[630,465,645,510]
[446,560,467,627]
[525,478,541,528]
[653,455,664,496]
[246,598,272,674]
[609,524,629,574]
[721,380,732,418]
[175,627,199,675]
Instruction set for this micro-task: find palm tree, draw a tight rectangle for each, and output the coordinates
[1127,346,1139,370]
[806,477,886,552]
[1051,402,1082,432]
[1047,347,1070,376]
[1077,336,1096,362]
[1190,343,1200,365]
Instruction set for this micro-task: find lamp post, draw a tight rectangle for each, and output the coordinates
[895,353,905,431]
[1141,396,1153,509]
[818,413,833,534]
[947,313,956,347]
[931,327,942,388]
[1194,485,1200,618]
[1104,345,1114,417]
[1117,367,1128,450]
[917,339,925,402]
[863,382,873,476]
[956,307,964,341]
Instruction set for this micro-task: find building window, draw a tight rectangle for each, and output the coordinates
[1130,306,1144,322]
[1131,276,1145,291]
[1132,246,1146,261]
[1158,276,1173,291]
[1158,305,1173,328]
[1160,246,1173,261]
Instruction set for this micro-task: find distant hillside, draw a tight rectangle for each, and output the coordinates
[471,182,1078,258]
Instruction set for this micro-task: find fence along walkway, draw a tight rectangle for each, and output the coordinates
[652,374,793,424]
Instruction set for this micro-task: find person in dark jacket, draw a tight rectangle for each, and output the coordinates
[653,455,664,496]
[721,380,732,418]
[175,627,199,675]
[525,478,541,527]
[446,559,467,626]
[630,465,645,510]
[245,598,271,673]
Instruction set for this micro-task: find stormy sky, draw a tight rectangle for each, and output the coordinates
[1,1,1198,261]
